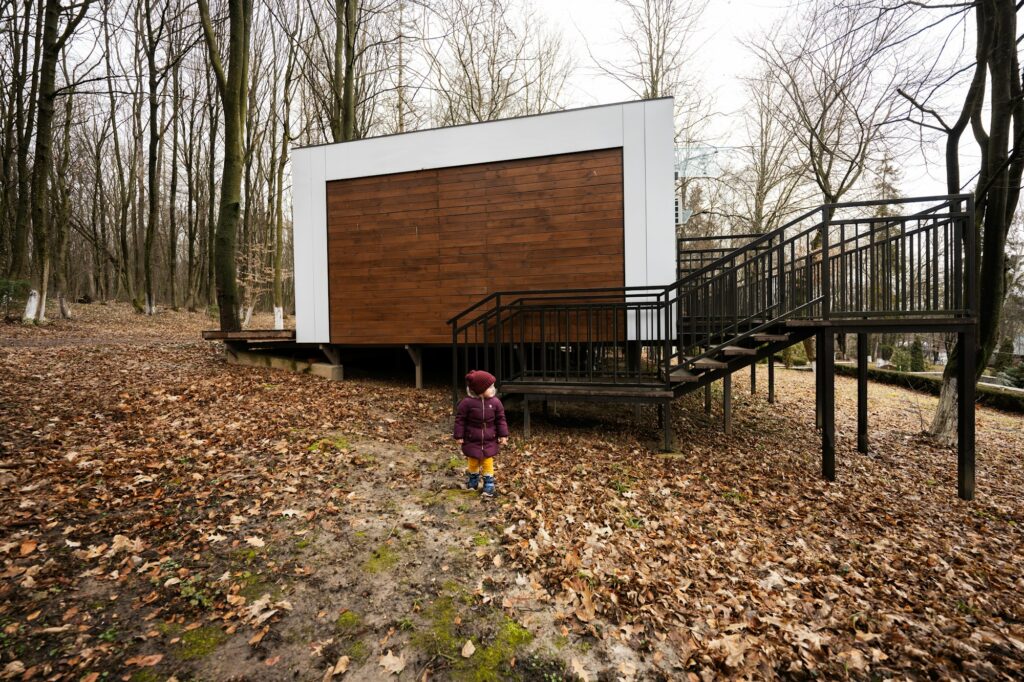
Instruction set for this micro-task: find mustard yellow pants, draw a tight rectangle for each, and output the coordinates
[466,457,495,476]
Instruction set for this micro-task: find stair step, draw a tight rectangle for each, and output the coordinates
[752,333,790,342]
[720,346,758,356]
[669,368,700,383]
[683,356,728,369]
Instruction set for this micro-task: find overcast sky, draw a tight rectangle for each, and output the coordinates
[541,0,952,198]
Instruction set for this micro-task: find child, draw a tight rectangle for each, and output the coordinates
[453,370,508,497]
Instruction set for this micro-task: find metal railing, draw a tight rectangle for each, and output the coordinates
[449,196,976,401]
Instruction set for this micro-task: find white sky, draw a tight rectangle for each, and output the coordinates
[543,0,951,198]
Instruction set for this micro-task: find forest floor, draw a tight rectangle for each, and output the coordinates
[1,303,1023,682]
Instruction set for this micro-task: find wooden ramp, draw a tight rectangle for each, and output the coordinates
[201,329,295,342]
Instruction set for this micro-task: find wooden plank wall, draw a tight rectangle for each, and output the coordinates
[326,148,625,345]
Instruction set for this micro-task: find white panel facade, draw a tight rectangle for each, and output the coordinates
[291,99,676,343]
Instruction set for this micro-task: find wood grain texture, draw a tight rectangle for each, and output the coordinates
[326,148,624,345]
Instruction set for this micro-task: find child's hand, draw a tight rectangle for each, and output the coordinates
[498,437,508,445]
[456,439,464,445]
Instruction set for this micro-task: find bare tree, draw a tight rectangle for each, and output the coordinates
[24,0,94,322]
[425,0,573,125]
[752,1,907,362]
[198,0,251,332]
[891,1,1024,440]
[732,70,812,233]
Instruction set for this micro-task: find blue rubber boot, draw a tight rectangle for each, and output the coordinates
[466,472,480,491]
[481,475,496,498]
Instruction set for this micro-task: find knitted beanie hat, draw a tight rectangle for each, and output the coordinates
[465,370,496,396]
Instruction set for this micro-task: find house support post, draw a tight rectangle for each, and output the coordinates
[821,332,835,481]
[750,363,756,394]
[704,383,712,415]
[857,333,868,454]
[723,374,732,435]
[957,328,976,500]
[319,344,342,366]
[660,400,673,451]
[767,354,775,404]
[404,345,423,389]
[815,336,823,430]
[523,399,531,440]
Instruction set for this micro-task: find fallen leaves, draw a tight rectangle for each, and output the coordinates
[124,654,163,666]
[378,650,406,675]
[2,303,1023,680]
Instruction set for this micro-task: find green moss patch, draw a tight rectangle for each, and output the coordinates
[308,435,351,453]
[178,625,228,660]
[410,585,534,682]
[335,610,362,635]
[362,544,400,574]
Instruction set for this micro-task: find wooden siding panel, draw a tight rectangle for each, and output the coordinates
[327,148,624,345]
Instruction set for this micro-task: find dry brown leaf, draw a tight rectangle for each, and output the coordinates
[461,639,476,658]
[124,654,163,666]
[378,650,406,675]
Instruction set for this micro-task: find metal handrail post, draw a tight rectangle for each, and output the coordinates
[820,207,831,320]
[495,294,502,389]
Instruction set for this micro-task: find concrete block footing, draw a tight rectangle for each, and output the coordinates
[226,348,343,381]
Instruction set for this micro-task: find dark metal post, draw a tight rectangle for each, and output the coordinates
[821,206,831,320]
[815,332,823,430]
[495,295,502,386]
[822,332,835,481]
[958,328,976,500]
[750,363,757,394]
[704,383,712,414]
[768,353,775,404]
[661,401,673,451]
[523,399,531,440]
[723,374,732,435]
[958,195,977,500]
[857,333,868,454]
[451,324,459,410]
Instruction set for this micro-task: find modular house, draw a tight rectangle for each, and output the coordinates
[290,98,676,347]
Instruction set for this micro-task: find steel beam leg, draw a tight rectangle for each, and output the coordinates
[661,401,673,451]
[815,334,823,430]
[958,330,976,500]
[404,345,423,389]
[723,374,732,436]
[704,383,712,415]
[857,333,868,454]
[822,332,836,481]
[768,354,775,404]
[523,399,531,440]
[750,363,757,394]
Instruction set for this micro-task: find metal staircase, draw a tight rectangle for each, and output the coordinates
[449,196,979,498]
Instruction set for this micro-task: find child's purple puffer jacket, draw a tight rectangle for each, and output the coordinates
[454,395,509,460]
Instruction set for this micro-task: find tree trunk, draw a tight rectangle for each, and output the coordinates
[168,59,181,311]
[198,0,250,332]
[931,1,1021,438]
[8,0,42,282]
[25,0,66,323]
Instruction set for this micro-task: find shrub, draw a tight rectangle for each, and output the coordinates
[878,343,895,361]
[781,342,808,368]
[0,279,30,318]
[910,336,926,372]
[890,347,912,372]
[834,364,1024,413]
[1001,362,1024,389]
[992,338,1015,372]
